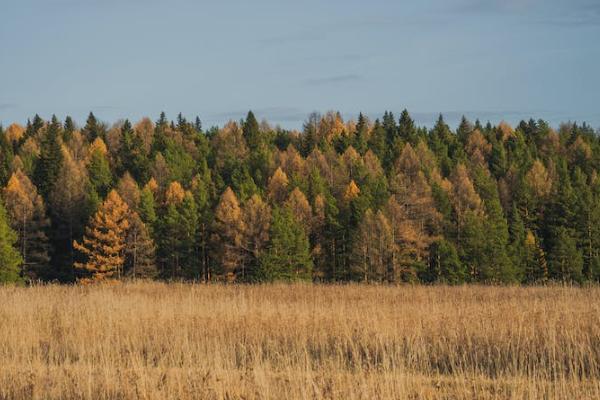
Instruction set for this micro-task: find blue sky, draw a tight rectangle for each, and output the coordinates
[1,0,599,130]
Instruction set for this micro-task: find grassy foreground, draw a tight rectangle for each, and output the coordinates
[0,283,599,400]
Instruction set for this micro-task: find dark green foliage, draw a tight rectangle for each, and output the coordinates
[425,239,466,284]
[0,201,23,283]
[33,115,63,199]
[0,126,13,186]
[257,207,312,282]
[88,149,112,198]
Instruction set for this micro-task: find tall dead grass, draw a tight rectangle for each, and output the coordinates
[0,283,599,399]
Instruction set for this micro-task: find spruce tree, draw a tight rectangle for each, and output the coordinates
[258,207,313,282]
[34,115,63,199]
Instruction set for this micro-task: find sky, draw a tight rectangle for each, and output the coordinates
[1,0,599,130]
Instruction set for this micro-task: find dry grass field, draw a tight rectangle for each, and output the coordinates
[0,283,599,399]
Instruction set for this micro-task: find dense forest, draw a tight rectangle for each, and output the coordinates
[0,110,599,284]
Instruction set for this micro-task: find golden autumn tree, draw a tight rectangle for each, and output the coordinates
[285,187,312,232]
[116,172,141,210]
[352,209,394,282]
[450,163,483,242]
[267,167,289,204]
[384,197,430,282]
[74,190,130,282]
[343,180,361,203]
[525,159,552,199]
[165,181,186,206]
[241,194,271,279]
[211,187,246,280]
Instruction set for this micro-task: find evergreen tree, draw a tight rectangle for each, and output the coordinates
[87,139,113,198]
[82,112,103,141]
[34,115,63,199]
[547,227,584,282]
[398,109,417,144]
[353,113,369,154]
[258,207,312,282]
[426,239,466,284]
[0,200,23,283]
[242,194,271,281]
[0,126,14,186]
[125,211,157,280]
[243,110,262,151]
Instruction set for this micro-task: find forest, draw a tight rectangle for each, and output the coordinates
[0,110,599,284]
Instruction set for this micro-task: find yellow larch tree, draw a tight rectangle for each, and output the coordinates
[267,167,289,204]
[74,190,130,282]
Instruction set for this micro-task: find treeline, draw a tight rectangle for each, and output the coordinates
[0,110,599,284]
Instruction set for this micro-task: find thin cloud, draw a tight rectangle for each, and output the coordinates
[304,74,363,86]
[448,0,600,27]
[0,103,17,111]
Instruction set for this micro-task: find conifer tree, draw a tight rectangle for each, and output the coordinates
[74,190,130,282]
[34,115,63,199]
[398,109,417,144]
[352,209,393,282]
[82,112,103,141]
[116,172,141,211]
[353,113,369,154]
[258,207,312,282]
[0,200,23,283]
[49,148,91,280]
[547,227,583,282]
[211,187,246,280]
[0,126,14,186]
[241,194,271,280]
[426,239,465,284]
[87,138,113,198]
[243,110,262,151]
[125,211,157,280]
[267,167,289,204]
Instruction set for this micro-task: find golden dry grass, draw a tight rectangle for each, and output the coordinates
[0,283,599,399]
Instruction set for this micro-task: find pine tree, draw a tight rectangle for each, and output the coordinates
[243,110,262,151]
[398,109,417,144]
[73,190,130,282]
[353,113,369,154]
[0,200,23,283]
[547,227,583,282]
[34,115,63,199]
[82,112,103,141]
[426,239,465,284]
[258,207,312,282]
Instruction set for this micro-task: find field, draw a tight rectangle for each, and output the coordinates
[0,283,599,399]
